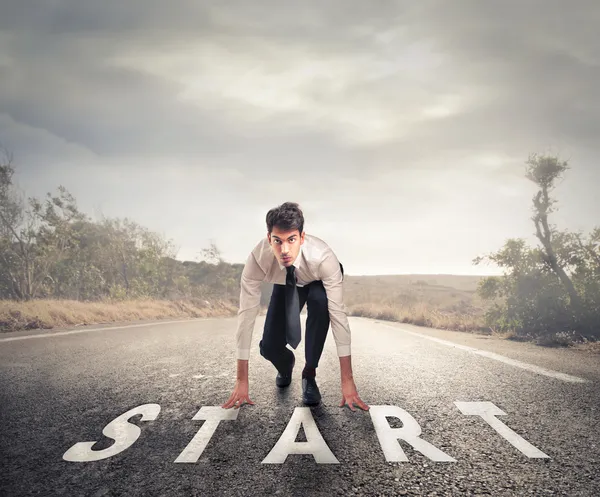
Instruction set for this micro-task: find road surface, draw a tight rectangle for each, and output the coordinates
[1,316,599,496]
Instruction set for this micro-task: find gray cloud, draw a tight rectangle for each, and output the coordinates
[1,0,598,273]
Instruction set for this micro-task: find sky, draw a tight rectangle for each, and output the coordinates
[1,1,599,276]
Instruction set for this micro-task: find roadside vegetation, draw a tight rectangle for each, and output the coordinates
[344,154,600,352]
[1,150,598,352]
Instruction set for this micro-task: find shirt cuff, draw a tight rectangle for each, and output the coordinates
[237,349,250,360]
[336,345,351,357]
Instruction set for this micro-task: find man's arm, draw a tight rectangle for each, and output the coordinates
[222,251,265,409]
[234,251,266,380]
[236,359,249,383]
[319,251,352,358]
[339,355,353,382]
[319,251,369,411]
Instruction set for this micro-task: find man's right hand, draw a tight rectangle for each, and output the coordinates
[221,380,255,409]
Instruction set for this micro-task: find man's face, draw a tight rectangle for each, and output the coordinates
[268,227,305,267]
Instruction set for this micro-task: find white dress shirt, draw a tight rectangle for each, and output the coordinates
[235,233,351,360]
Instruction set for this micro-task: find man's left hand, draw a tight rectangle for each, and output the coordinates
[339,378,369,411]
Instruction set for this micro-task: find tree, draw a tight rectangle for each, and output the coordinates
[0,150,244,303]
[525,154,583,314]
[473,153,599,341]
[0,151,85,300]
[198,240,223,265]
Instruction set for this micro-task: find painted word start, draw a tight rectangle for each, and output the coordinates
[63,402,550,463]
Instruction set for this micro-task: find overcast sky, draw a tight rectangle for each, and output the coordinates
[1,1,599,275]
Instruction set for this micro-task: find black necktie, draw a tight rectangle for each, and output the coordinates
[285,265,301,349]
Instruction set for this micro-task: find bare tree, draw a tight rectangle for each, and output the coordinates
[524,153,583,313]
[198,240,223,265]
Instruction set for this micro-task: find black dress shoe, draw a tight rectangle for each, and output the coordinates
[302,376,321,406]
[276,355,295,388]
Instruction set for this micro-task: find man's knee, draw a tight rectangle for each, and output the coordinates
[259,339,273,359]
[259,339,285,360]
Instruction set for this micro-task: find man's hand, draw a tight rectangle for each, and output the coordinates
[222,379,255,409]
[339,378,369,411]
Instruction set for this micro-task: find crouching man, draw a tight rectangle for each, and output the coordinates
[222,202,369,411]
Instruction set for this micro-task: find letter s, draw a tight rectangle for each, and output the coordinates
[63,404,160,462]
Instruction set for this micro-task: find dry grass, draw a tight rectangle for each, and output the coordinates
[341,274,491,333]
[1,274,487,334]
[573,341,600,354]
[337,274,599,352]
[347,302,488,333]
[4,273,597,353]
[0,298,237,332]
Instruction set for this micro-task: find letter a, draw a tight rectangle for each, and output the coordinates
[63,404,161,462]
[369,405,456,462]
[262,407,339,464]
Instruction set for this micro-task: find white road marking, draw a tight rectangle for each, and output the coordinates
[169,374,181,378]
[455,401,550,458]
[174,406,239,463]
[262,407,339,464]
[61,402,550,463]
[369,405,457,462]
[379,323,589,384]
[63,404,160,462]
[0,318,214,343]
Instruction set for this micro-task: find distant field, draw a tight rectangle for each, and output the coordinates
[342,274,485,306]
[342,274,491,333]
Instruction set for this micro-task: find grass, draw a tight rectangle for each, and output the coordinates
[334,274,490,333]
[2,273,597,353]
[347,301,488,332]
[338,274,599,352]
[0,297,237,332]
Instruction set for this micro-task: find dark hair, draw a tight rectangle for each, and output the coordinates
[266,202,304,235]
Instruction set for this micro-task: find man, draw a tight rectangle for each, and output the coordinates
[222,202,369,411]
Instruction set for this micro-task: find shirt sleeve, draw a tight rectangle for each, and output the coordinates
[319,250,351,357]
[235,251,266,360]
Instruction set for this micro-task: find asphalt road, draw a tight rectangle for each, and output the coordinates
[1,316,599,496]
